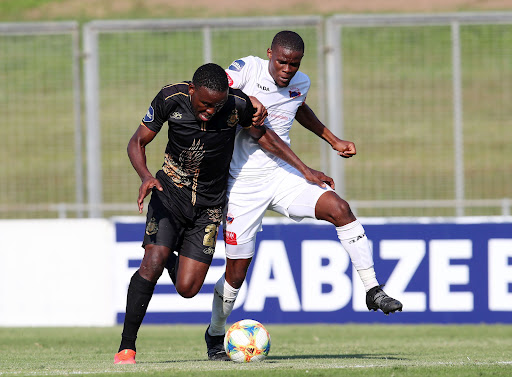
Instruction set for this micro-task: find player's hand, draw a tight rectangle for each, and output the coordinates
[333,139,356,158]
[137,176,163,213]
[249,96,267,126]
[302,168,335,190]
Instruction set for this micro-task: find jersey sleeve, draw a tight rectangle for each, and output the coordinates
[225,56,253,90]
[140,89,172,133]
[232,88,254,129]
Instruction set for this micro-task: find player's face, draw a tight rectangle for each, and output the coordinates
[267,45,303,88]
[189,84,228,122]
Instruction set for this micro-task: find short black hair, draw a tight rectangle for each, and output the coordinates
[192,63,228,92]
[271,30,305,53]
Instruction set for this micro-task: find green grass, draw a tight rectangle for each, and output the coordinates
[0,324,511,376]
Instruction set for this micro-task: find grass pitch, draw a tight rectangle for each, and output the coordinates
[0,324,511,376]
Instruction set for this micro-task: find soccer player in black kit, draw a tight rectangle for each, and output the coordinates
[115,63,331,364]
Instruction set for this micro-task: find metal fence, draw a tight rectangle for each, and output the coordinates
[0,22,84,218]
[1,13,511,218]
[326,13,512,217]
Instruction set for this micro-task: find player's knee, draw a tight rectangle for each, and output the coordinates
[228,270,247,289]
[139,255,166,282]
[321,197,355,226]
[175,281,201,298]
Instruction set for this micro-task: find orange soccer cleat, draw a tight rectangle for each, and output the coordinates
[114,349,136,364]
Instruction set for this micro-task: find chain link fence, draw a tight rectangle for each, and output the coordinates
[1,14,511,218]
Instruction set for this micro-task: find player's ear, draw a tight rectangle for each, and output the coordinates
[188,83,195,96]
[267,48,272,59]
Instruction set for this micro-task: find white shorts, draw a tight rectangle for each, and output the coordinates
[223,165,333,258]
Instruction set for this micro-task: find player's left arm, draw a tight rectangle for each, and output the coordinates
[295,103,356,158]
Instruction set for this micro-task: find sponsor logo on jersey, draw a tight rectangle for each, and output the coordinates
[170,111,182,119]
[143,105,154,122]
[289,88,301,98]
[223,229,238,245]
[257,83,270,91]
[228,59,245,72]
[226,72,234,87]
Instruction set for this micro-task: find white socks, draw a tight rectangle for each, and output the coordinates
[208,274,239,336]
[336,220,379,292]
[357,267,379,292]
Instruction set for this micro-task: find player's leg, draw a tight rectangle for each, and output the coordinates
[206,247,254,361]
[314,191,402,314]
[116,192,180,364]
[272,168,402,315]
[209,246,254,335]
[116,243,171,364]
[173,254,210,298]
[174,204,223,298]
[206,178,270,360]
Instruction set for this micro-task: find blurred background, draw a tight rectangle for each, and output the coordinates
[1,0,511,220]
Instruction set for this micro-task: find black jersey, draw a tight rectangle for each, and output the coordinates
[141,82,254,207]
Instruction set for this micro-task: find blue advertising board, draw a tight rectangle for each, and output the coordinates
[114,218,512,324]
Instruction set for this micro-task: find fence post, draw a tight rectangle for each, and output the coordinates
[83,23,103,218]
[72,27,84,218]
[451,20,465,217]
[325,19,345,197]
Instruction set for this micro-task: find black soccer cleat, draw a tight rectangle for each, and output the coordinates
[366,285,403,315]
[205,326,230,361]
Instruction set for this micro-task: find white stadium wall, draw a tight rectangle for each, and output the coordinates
[0,219,115,326]
[0,217,511,326]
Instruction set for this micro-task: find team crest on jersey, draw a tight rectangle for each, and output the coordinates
[227,109,239,127]
[226,213,235,224]
[146,217,158,235]
[170,111,182,119]
[228,59,245,72]
[143,105,154,122]
[289,88,301,98]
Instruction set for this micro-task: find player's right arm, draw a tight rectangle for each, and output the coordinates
[127,124,163,213]
[127,89,170,213]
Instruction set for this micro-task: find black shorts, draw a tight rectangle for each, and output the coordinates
[142,188,224,265]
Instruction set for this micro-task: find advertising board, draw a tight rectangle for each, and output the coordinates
[114,218,512,324]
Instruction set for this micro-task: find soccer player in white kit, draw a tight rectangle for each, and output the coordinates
[204,31,403,360]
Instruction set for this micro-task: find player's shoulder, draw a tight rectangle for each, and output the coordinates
[226,55,262,73]
[228,87,250,104]
[160,82,190,100]
[292,70,311,85]
[288,70,311,94]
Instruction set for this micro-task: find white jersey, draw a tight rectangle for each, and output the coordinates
[225,56,311,179]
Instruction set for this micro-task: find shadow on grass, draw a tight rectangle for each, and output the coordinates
[145,353,405,364]
[267,353,405,361]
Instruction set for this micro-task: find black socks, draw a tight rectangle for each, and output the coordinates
[119,270,156,352]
